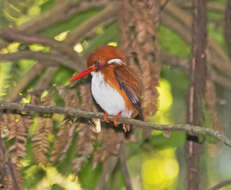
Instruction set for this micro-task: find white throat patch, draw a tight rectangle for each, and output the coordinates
[107,58,122,65]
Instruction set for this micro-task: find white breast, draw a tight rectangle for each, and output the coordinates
[91,71,132,118]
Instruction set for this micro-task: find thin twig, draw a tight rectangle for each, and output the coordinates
[0,102,230,147]
[208,180,231,190]
[119,144,133,190]
[160,0,171,11]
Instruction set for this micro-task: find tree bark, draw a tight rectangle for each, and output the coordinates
[186,0,207,190]
[118,0,161,120]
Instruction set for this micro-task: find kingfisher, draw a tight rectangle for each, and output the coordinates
[70,45,142,132]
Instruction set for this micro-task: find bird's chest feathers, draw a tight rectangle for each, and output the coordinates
[91,71,131,117]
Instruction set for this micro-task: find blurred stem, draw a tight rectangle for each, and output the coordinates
[164,2,231,81]
[96,156,118,190]
[1,28,81,64]
[0,51,78,70]
[208,180,231,190]
[7,64,44,102]
[66,1,118,45]
[34,67,59,91]
[119,144,133,190]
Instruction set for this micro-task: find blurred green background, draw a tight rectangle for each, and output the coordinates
[0,0,231,190]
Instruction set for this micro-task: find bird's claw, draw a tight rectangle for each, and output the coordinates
[113,112,121,127]
[122,124,131,132]
[104,112,110,123]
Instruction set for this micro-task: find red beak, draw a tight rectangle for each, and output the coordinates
[70,65,97,82]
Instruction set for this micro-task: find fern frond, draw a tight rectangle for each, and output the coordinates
[30,91,55,164]
[7,114,30,165]
[32,117,53,164]
[0,113,8,137]
[50,120,76,163]
[93,127,126,167]
[73,123,96,174]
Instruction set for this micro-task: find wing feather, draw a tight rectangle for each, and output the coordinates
[114,65,142,113]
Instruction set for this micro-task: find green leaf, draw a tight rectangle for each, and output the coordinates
[56,134,78,175]
[148,131,186,148]
[159,25,191,58]
[51,184,65,190]
[86,22,119,53]
[23,165,46,189]
[41,9,100,36]
[78,159,102,190]
[52,66,73,85]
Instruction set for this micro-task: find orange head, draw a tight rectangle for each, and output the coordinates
[70,45,126,82]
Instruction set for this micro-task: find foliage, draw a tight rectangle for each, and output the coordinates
[0,0,230,190]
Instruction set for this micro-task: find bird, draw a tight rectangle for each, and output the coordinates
[70,45,142,132]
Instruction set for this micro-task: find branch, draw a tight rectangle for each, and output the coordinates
[35,67,59,91]
[0,102,230,147]
[163,2,231,81]
[208,180,231,190]
[160,53,231,92]
[18,0,108,33]
[0,1,112,102]
[7,64,44,102]
[7,66,59,102]
[1,28,82,66]
[0,0,108,51]
[160,53,189,70]
[0,51,78,70]
[0,51,70,101]
[66,1,118,45]
[180,1,225,12]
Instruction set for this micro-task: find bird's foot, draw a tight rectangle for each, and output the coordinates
[113,112,122,127]
[104,112,110,123]
[122,124,131,132]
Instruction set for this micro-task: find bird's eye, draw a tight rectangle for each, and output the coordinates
[94,61,100,67]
